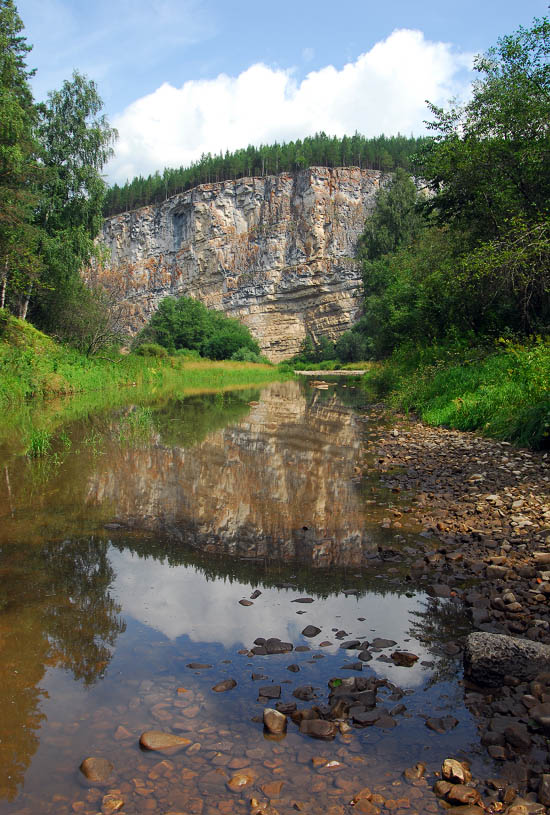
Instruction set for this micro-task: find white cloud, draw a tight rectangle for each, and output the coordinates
[107,28,473,184]
[110,549,433,687]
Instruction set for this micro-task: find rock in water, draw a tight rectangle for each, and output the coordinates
[212,678,237,692]
[299,719,338,740]
[441,758,472,784]
[139,731,191,753]
[464,632,550,687]
[79,757,115,786]
[391,651,419,667]
[263,708,287,734]
[301,625,321,638]
[227,770,256,791]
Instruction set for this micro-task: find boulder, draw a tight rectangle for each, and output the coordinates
[464,632,550,686]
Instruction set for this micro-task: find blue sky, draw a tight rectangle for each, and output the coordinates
[16,0,548,183]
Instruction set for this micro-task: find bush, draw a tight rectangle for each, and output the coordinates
[231,347,265,363]
[134,342,168,358]
[174,348,201,360]
[135,296,260,361]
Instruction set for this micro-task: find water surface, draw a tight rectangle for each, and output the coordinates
[0,380,489,815]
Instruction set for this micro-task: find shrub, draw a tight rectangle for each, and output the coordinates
[134,342,168,358]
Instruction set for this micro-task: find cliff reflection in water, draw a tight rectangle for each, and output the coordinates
[87,381,376,565]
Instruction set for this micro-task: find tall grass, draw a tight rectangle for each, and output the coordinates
[362,338,550,449]
[0,312,290,456]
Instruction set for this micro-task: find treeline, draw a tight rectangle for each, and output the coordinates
[103,133,428,216]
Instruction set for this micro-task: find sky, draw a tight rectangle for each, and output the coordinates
[16,0,549,184]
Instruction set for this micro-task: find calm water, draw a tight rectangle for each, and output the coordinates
[0,381,490,815]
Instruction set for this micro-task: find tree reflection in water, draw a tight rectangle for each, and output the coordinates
[0,537,125,800]
[408,595,473,687]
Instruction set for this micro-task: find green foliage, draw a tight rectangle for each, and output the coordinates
[135,342,168,358]
[0,0,43,316]
[31,71,117,332]
[25,427,51,457]
[416,16,550,239]
[230,347,268,363]
[136,295,261,360]
[103,132,429,216]
[0,2,117,334]
[352,15,550,366]
[359,168,424,262]
[0,313,288,453]
[362,338,550,449]
[293,334,337,365]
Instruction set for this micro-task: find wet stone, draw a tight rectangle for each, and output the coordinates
[340,640,361,650]
[441,758,472,784]
[79,757,115,786]
[265,638,293,654]
[301,625,322,638]
[258,685,281,699]
[293,685,316,701]
[139,731,191,753]
[263,708,287,735]
[371,638,397,649]
[212,679,237,692]
[186,663,212,670]
[292,598,315,603]
[391,651,419,667]
[299,719,338,740]
[227,770,256,791]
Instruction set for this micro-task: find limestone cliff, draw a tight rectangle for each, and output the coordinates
[97,167,388,361]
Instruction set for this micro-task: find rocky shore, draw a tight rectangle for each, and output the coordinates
[372,415,550,809]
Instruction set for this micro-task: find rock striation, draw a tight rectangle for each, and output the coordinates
[96,167,388,360]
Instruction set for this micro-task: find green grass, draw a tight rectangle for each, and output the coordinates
[0,310,290,456]
[361,338,550,449]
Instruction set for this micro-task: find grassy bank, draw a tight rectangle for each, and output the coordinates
[361,339,550,449]
[0,312,288,454]
[0,312,284,406]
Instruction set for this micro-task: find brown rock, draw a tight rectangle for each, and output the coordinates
[101,793,124,814]
[391,651,419,667]
[227,770,256,792]
[299,719,338,740]
[403,763,426,781]
[79,758,115,786]
[354,801,380,815]
[263,708,287,735]
[139,731,191,753]
[447,785,482,806]
[212,679,237,692]
[441,758,472,784]
[261,781,284,797]
[113,726,132,741]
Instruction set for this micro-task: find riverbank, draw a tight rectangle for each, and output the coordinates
[359,339,550,450]
[366,408,550,805]
[0,311,287,455]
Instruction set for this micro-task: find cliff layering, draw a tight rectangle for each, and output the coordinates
[97,167,387,360]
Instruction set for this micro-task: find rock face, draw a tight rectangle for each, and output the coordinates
[464,632,550,687]
[96,167,388,360]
